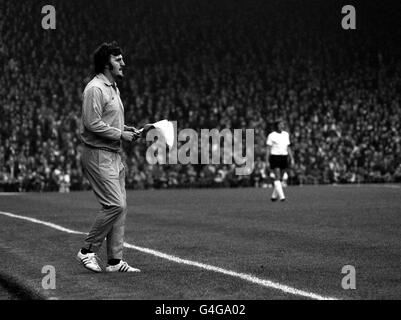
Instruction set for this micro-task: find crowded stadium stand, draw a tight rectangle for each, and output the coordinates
[1,0,400,192]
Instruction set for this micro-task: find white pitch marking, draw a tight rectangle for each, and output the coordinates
[369,184,400,189]
[123,243,337,300]
[331,184,401,189]
[0,211,84,235]
[0,193,24,196]
[0,210,338,300]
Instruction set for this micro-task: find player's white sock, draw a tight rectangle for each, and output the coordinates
[274,180,285,200]
[271,186,278,199]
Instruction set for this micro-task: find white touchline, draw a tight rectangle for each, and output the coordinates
[123,243,338,300]
[332,184,401,189]
[0,211,84,235]
[0,210,338,300]
[0,193,25,196]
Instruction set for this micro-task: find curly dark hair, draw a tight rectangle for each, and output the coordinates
[93,41,123,74]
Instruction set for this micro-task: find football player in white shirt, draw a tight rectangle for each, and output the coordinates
[266,119,294,201]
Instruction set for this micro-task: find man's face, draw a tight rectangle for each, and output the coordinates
[109,54,125,79]
[276,121,285,132]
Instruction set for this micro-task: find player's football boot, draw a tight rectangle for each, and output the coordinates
[105,260,141,273]
[76,250,102,273]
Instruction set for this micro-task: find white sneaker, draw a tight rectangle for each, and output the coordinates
[105,260,141,273]
[76,250,102,273]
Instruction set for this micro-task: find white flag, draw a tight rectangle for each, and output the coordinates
[140,120,174,148]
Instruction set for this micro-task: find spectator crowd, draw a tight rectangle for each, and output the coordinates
[1,0,400,192]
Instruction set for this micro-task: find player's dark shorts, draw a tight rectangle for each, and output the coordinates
[269,155,288,170]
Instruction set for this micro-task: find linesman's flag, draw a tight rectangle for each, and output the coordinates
[139,119,174,148]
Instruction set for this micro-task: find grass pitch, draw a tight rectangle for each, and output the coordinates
[0,185,400,300]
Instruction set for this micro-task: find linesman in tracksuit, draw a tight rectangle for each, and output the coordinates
[76,42,141,273]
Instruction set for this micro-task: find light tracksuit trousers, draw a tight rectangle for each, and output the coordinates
[81,145,127,260]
